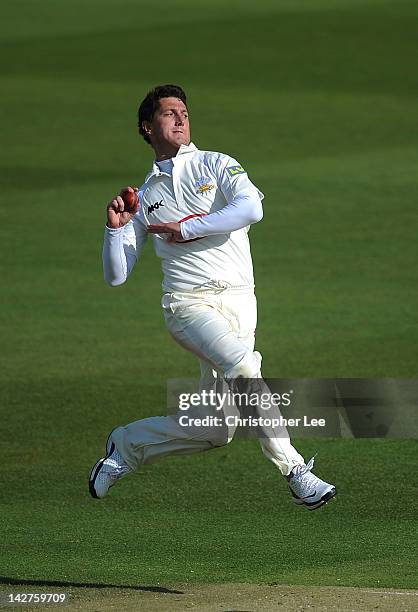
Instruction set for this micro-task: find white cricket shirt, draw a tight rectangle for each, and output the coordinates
[103,142,264,293]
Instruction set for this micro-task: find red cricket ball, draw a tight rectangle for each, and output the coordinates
[120,188,139,213]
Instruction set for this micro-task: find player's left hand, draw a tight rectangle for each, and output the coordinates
[148,222,185,243]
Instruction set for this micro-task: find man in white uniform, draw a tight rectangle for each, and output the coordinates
[89,84,336,510]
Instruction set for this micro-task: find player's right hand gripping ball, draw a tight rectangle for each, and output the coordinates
[120,187,139,213]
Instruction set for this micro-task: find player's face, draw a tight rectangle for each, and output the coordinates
[146,97,191,155]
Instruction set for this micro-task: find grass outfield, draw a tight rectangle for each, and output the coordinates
[1,0,417,596]
[1,438,417,588]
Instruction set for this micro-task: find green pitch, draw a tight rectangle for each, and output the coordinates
[1,0,417,592]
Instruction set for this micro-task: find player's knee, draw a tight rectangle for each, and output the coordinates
[210,432,233,448]
[224,350,262,380]
[209,423,238,448]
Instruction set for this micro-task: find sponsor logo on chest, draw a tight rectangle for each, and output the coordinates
[148,200,164,215]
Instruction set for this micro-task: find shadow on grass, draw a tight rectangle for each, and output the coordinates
[0,576,183,594]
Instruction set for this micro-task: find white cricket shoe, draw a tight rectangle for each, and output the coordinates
[89,436,132,499]
[287,457,336,510]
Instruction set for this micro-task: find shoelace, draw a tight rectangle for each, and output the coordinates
[104,452,131,476]
[294,455,315,476]
[290,456,318,496]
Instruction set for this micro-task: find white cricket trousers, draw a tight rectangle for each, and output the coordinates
[111,288,304,476]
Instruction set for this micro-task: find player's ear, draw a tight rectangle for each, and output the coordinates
[142,121,152,137]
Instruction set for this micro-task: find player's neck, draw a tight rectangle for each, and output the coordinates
[154,144,180,162]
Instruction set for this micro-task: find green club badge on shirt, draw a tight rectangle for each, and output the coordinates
[226,165,246,177]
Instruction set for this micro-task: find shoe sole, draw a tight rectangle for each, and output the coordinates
[292,487,337,511]
[88,431,116,499]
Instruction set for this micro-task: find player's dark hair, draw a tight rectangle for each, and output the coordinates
[138,84,188,144]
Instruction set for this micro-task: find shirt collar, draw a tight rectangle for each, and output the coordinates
[176,141,198,156]
[149,142,198,177]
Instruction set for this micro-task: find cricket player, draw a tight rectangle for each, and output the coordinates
[89,84,336,510]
